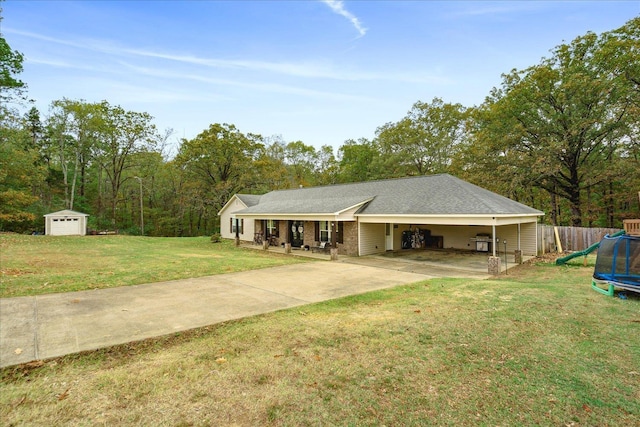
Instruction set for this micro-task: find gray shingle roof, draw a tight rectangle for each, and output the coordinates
[236,174,543,216]
[236,194,262,207]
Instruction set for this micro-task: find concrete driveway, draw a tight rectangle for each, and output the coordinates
[1,261,433,368]
[342,252,493,279]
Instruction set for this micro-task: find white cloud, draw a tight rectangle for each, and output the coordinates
[321,0,367,37]
[11,28,449,85]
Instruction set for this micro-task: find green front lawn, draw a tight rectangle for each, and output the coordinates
[0,234,308,297]
[1,251,638,426]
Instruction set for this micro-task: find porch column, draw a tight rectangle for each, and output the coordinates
[262,219,268,250]
[234,218,240,246]
[489,222,500,273]
[284,220,291,254]
[330,220,338,261]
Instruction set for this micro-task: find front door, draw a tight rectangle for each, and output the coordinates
[290,221,304,247]
[385,223,394,251]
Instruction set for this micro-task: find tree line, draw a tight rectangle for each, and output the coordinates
[1,17,638,236]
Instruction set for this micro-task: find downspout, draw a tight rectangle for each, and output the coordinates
[357,216,361,256]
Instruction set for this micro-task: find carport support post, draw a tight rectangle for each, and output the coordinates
[488,256,501,275]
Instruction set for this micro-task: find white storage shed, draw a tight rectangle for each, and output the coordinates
[44,210,89,236]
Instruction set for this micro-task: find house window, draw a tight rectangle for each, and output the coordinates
[319,221,330,242]
[267,220,278,236]
[316,221,344,243]
[230,218,244,234]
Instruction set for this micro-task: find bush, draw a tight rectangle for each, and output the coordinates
[210,233,221,243]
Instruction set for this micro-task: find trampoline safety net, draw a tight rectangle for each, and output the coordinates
[593,234,640,287]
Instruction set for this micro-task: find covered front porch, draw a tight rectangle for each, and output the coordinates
[238,240,334,261]
[238,240,529,275]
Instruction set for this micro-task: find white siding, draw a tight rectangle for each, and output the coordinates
[219,198,255,241]
[520,222,537,256]
[359,222,386,256]
[388,223,537,255]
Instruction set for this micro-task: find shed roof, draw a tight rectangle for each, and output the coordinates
[235,174,542,217]
[44,209,89,217]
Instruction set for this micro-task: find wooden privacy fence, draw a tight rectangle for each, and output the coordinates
[537,225,623,254]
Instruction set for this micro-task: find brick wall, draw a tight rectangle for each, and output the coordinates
[340,221,358,256]
[303,221,315,248]
[301,220,359,256]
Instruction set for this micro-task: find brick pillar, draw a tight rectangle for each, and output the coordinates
[488,256,501,275]
[285,243,291,254]
[235,237,240,247]
[330,247,338,261]
[514,249,522,264]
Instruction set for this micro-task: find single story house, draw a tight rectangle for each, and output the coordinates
[44,210,89,236]
[218,174,543,259]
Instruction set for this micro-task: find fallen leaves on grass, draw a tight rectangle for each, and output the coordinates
[58,388,70,401]
[1,268,32,276]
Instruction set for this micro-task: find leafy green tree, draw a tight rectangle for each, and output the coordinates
[175,123,262,235]
[253,136,290,192]
[464,18,639,226]
[376,98,467,176]
[315,145,339,185]
[0,31,26,103]
[0,21,43,231]
[94,102,159,227]
[336,138,385,183]
[45,99,104,210]
[0,116,46,231]
[283,140,318,187]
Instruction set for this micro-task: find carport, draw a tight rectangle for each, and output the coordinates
[367,218,539,259]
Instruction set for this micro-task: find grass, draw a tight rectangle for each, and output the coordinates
[1,248,639,426]
[0,234,308,297]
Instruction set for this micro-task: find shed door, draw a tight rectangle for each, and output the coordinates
[51,218,80,235]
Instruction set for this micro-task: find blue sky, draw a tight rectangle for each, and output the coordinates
[3,1,639,153]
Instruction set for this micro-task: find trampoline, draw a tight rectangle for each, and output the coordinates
[592,233,640,296]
